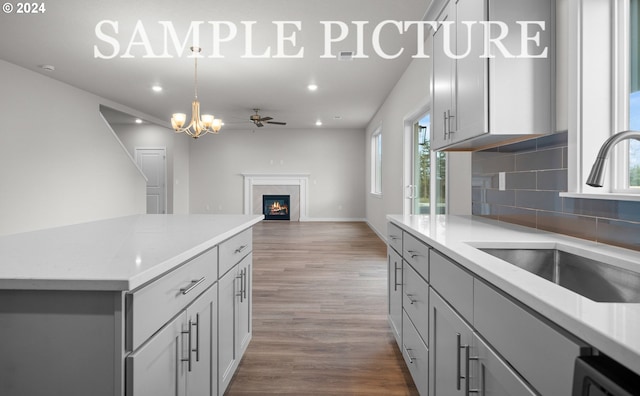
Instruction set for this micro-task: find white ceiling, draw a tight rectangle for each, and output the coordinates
[0,0,431,130]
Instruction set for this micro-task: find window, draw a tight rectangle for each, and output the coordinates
[410,114,446,214]
[371,128,382,195]
[565,0,640,199]
[629,0,640,187]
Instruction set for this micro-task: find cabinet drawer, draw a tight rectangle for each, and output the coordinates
[402,232,429,281]
[387,222,403,254]
[403,262,429,345]
[127,247,218,351]
[219,228,252,277]
[402,310,428,396]
[430,249,473,322]
[474,279,589,396]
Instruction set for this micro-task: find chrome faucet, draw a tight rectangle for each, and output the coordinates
[586,130,640,187]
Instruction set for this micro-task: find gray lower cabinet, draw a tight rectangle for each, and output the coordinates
[127,284,217,396]
[388,246,403,346]
[387,221,590,396]
[218,253,253,395]
[429,289,473,396]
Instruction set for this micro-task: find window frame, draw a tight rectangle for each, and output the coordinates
[370,127,383,196]
[562,0,640,201]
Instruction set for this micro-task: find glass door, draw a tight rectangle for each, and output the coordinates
[409,114,447,215]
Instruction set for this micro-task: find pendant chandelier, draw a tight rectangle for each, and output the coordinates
[171,46,222,138]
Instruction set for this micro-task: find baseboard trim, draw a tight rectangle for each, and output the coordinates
[300,217,366,222]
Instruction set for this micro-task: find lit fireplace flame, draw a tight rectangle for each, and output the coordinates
[269,201,289,215]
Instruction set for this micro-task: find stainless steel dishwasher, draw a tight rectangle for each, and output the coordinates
[572,355,640,396]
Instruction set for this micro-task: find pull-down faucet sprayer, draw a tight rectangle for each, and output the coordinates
[586,130,640,187]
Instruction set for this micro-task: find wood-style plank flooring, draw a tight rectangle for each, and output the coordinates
[225,221,418,395]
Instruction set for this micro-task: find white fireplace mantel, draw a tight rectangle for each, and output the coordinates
[241,173,310,221]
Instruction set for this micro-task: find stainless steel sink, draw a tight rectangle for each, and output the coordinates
[479,248,640,303]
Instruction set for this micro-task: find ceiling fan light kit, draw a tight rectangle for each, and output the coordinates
[171,46,222,139]
[250,109,287,127]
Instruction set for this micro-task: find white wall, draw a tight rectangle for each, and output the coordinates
[0,60,146,236]
[365,56,431,236]
[365,42,472,237]
[110,121,190,214]
[188,128,365,220]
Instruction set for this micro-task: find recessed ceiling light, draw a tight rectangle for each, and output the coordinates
[308,84,318,91]
[315,120,323,126]
[333,115,343,120]
[152,85,163,92]
[135,119,143,124]
[39,64,55,71]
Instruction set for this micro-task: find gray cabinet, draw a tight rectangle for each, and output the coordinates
[388,247,403,346]
[429,289,473,396]
[127,284,217,396]
[387,221,589,396]
[218,231,253,395]
[127,311,186,396]
[387,223,404,348]
[432,0,457,151]
[431,0,555,151]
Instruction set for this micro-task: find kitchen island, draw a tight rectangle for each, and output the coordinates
[388,214,640,395]
[0,214,263,396]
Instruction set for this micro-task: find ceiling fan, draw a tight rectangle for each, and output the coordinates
[249,109,287,127]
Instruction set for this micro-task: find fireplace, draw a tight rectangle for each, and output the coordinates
[263,195,290,220]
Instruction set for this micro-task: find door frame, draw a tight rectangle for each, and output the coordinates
[404,103,448,216]
[134,147,168,214]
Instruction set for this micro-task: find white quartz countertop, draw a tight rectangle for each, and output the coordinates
[0,214,263,291]
[387,214,640,376]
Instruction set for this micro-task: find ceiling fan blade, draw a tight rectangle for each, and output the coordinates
[267,121,287,125]
[256,121,264,127]
[259,116,273,122]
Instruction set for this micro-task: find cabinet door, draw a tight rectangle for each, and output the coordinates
[432,1,457,150]
[236,254,252,356]
[218,266,238,395]
[127,312,187,396]
[429,289,473,396]
[473,333,537,396]
[186,285,217,396]
[455,0,488,140]
[388,248,403,347]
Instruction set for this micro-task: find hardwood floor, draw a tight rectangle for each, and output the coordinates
[225,221,418,395]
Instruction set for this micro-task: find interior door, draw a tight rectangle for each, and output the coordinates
[135,148,167,214]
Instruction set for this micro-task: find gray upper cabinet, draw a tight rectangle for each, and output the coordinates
[431,0,555,151]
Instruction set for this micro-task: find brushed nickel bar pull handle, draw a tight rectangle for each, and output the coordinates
[393,261,402,291]
[404,292,417,305]
[448,109,455,137]
[235,245,248,254]
[457,333,462,390]
[444,111,449,139]
[407,250,422,259]
[181,320,193,372]
[242,268,247,300]
[389,234,401,241]
[464,344,480,395]
[193,314,200,362]
[403,344,416,364]
[180,277,205,295]
[236,272,244,302]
